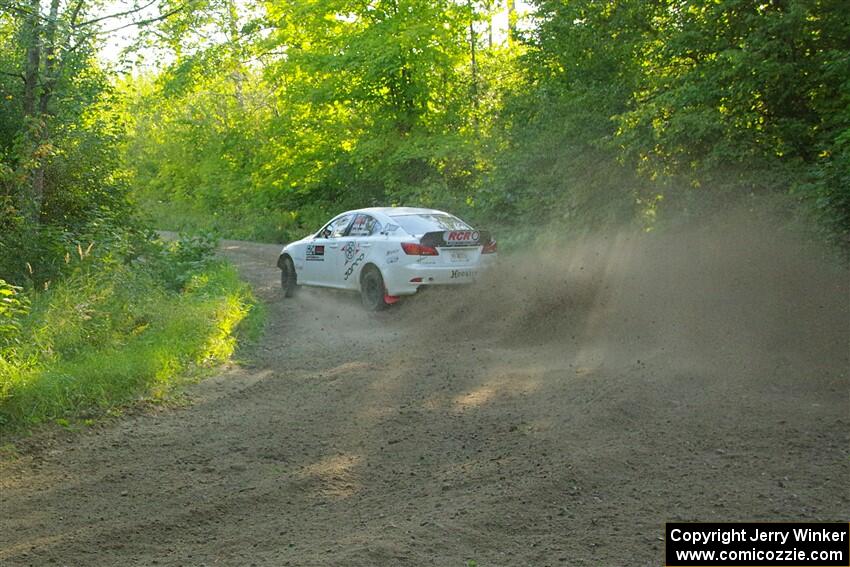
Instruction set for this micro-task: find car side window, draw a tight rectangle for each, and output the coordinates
[330,214,353,238]
[318,214,353,239]
[349,214,381,237]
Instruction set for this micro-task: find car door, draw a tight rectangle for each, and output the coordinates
[338,214,382,289]
[302,213,353,286]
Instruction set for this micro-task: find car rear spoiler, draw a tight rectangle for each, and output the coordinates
[420,230,492,248]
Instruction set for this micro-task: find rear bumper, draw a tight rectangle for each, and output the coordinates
[383,255,496,296]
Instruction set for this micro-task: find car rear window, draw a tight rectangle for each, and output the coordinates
[389,214,471,235]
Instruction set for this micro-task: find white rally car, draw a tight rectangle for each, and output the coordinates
[276,207,497,310]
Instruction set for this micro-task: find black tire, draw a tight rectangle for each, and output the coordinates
[281,256,298,298]
[360,266,389,311]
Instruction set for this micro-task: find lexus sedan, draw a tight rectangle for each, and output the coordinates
[276,207,497,310]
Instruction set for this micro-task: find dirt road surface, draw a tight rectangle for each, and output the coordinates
[2,226,848,566]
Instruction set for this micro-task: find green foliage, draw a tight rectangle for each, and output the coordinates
[153,232,221,291]
[479,1,652,232]
[123,0,504,241]
[0,280,29,356]
[804,127,850,246]
[3,0,844,251]
[0,236,260,430]
[475,0,850,244]
[612,0,847,205]
[0,72,137,285]
[259,0,479,211]
[0,1,264,433]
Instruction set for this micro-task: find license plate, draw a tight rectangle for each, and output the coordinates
[450,269,475,279]
[449,251,469,263]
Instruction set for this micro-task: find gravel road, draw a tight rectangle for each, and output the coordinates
[2,227,848,566]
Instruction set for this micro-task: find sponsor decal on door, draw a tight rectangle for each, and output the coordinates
[306,244,325,261]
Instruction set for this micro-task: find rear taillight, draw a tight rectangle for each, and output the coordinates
[401,242,439,256]
[482,239,497,254]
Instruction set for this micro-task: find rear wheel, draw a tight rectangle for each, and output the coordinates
[281,256,298,298]
[360,266,389,311]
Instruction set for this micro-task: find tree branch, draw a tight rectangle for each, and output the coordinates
[73,0,160,28]
[0,0,44,20]
[96,0,199,35]
[66,0,85,28]
[0,70,25,82]
[0,0,29,14]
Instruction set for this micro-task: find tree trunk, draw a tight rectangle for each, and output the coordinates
[225,0,245,110]
[22,0,45,222]
[22,0,41,118]
[507,0,516,46]
[39,0,62,115]
[479,0,494,49]
[468,0,479,134]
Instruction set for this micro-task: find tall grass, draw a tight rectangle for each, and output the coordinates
[0,242,261,431]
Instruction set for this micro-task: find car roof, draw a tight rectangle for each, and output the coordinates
[351,207,451,217]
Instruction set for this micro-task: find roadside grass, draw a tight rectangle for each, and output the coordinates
[140,198,297,243]
[0,244,262,432]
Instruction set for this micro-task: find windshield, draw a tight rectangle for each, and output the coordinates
[389,213,472,235]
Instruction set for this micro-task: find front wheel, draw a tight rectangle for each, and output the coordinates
[360,267,389,311]
[281,256,298,298]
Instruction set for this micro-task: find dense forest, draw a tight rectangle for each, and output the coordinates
[1,0,849,427]
[120,0,850,244]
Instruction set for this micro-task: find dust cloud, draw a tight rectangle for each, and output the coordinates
[399,217,849,393]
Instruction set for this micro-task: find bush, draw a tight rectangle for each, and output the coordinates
[0,280,29,356]
[0,234,261,430]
